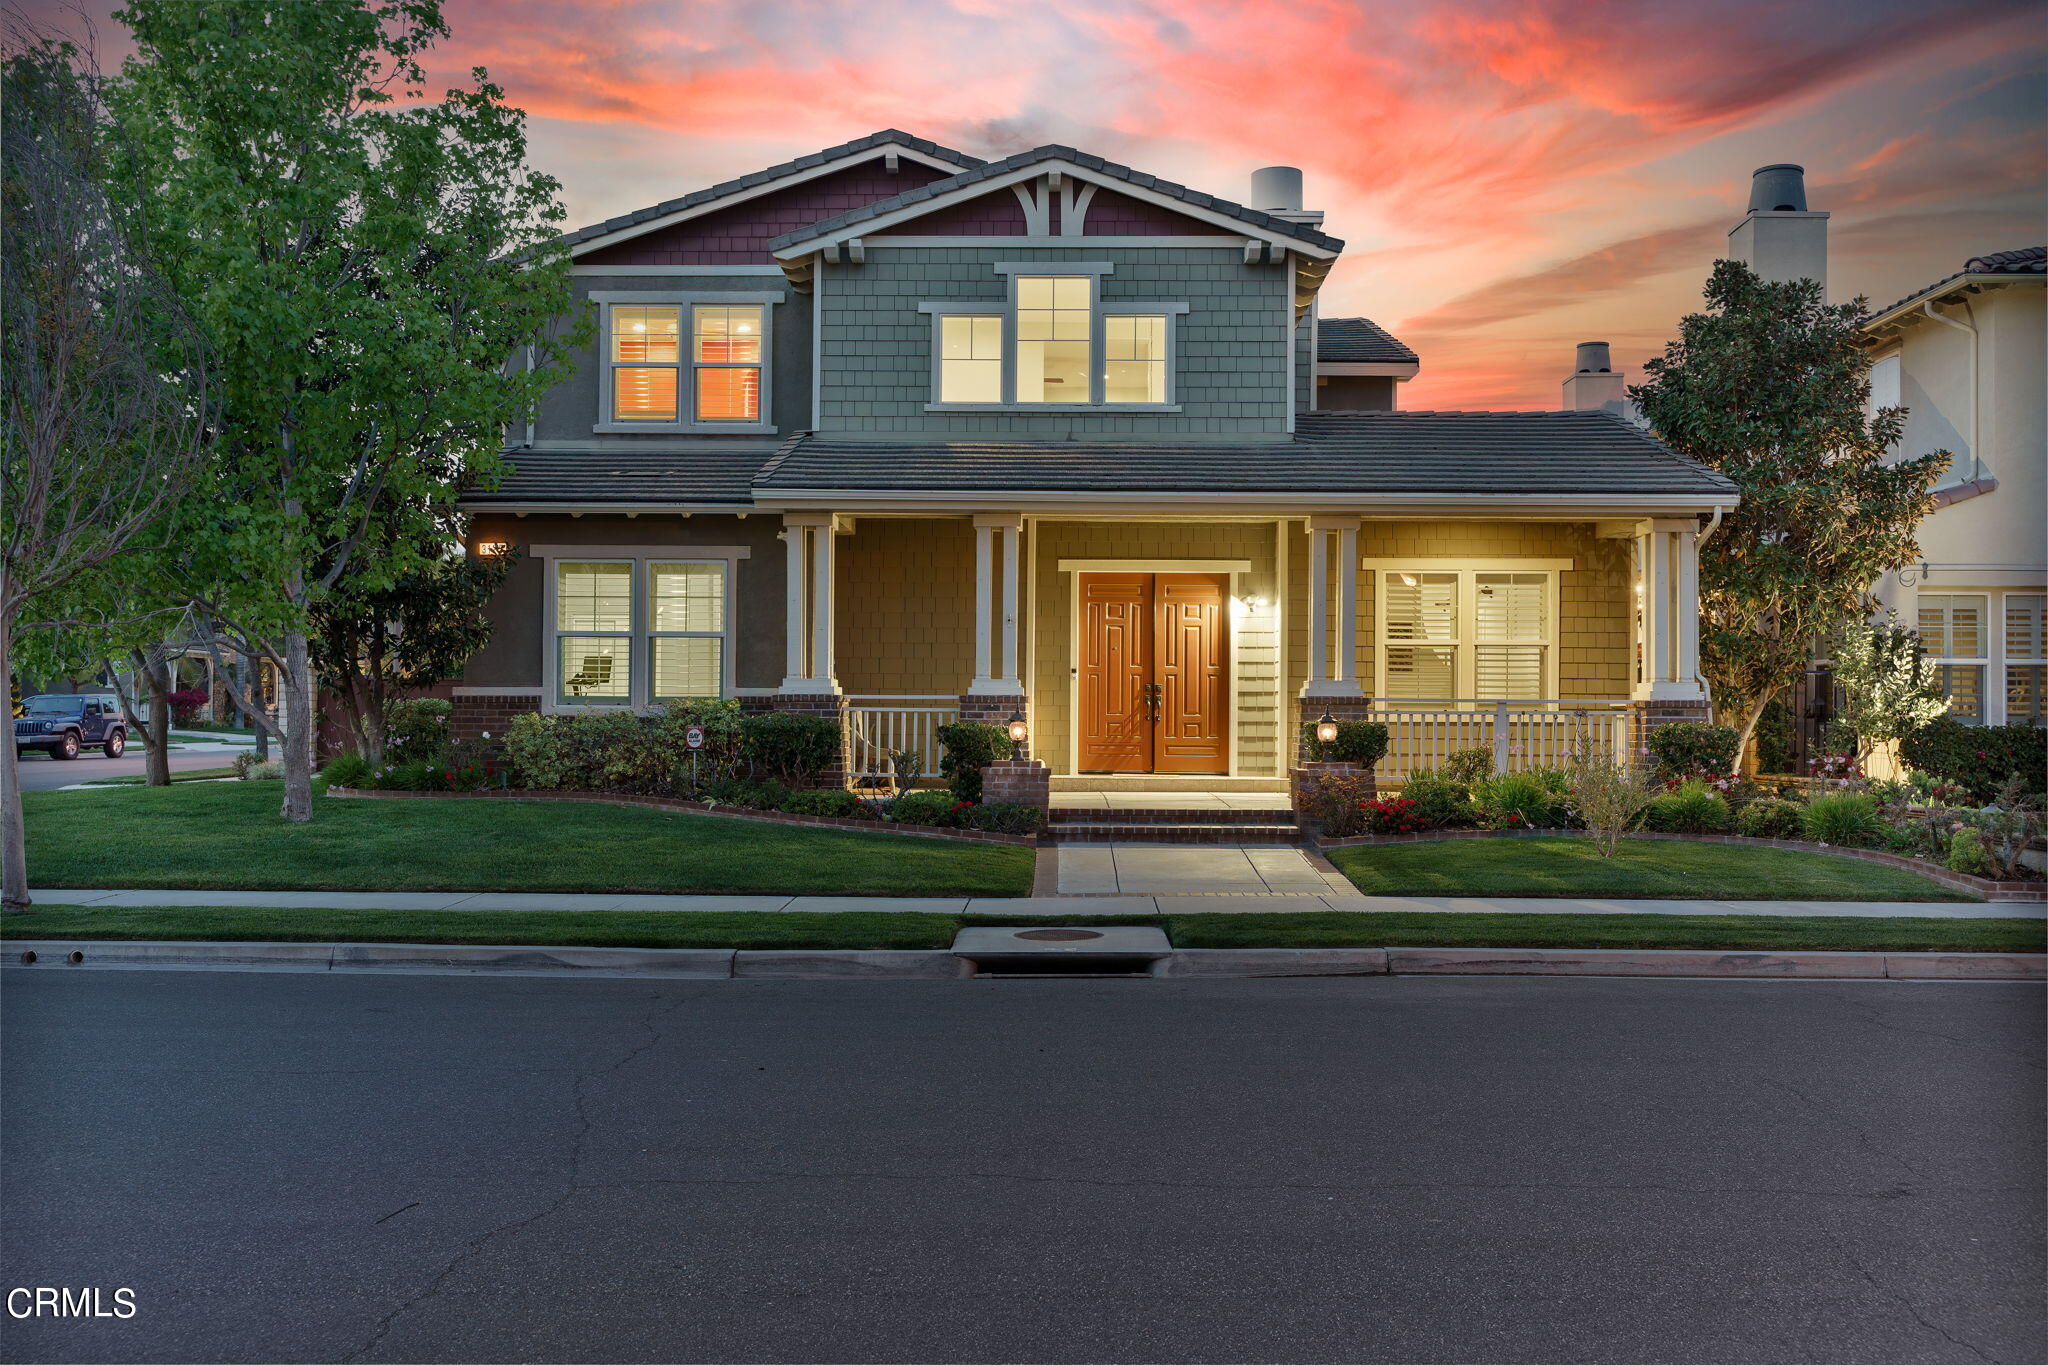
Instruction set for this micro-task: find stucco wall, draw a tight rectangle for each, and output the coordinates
[816,246,1296,437]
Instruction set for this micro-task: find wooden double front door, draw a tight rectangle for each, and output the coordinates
[1078,573,1229,774]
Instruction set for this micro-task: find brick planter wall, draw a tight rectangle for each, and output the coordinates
[1628,698,1712,757]
[957,693,1029,761]
[1294,696,1376,764]
[450,692,542,752]
[982,759,1049,810]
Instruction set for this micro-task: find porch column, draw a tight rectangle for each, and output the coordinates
[968,513,1024,694]
[779,512,838,693]
[812,515,840,692]
[1301,515,1364,699]
[1632,519,1708,705]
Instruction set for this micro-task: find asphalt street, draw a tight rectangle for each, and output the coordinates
[9,746,245,791]
[2,970,2040,1364]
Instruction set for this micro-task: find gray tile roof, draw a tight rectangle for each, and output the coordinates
[1870,245,2046,320]
[465,449,773,505]
[766,144,1346,254]
[1317,316,1418,365]
[556,131,982,254]
[752,412,1736,497]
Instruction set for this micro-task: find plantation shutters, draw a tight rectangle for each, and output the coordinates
[1377,569,1557,701]
[1473,573,1548,700]
[649,562,727,701]
[1918,595,1987,724]
[1381,573,1457,699]
[556,562,633,704]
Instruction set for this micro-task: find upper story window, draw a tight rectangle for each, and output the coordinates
[594,291,778,434]
[923,266,1184,411]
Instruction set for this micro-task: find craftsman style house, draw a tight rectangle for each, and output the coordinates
[454,130,1737,788]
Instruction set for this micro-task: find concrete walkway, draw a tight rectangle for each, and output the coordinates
[1054,844,1353,896]
[25,887,2039,918]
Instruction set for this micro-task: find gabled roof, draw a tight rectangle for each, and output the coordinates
[1317,317,1418,365]
[767,144,1346,257]
[1865,245,2046,333]
[556,130,981,257]
[749,411,1735,501]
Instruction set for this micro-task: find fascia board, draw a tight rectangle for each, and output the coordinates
[1316,362,1420,378]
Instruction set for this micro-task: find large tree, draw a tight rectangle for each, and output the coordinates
[1632,260,1948,767]
[111,0,576,822]
[0,32,213,912]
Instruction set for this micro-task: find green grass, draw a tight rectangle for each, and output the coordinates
[4,905,2041,955]
[22,780,1034,897]
[81,766,243,786]
[1329,835,1974,902]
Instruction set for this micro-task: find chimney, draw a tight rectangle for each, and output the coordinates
[1563,341,1627,414]
[1250,165,1323,226]
[1727,163,1828,296]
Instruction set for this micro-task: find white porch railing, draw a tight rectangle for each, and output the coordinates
[845,696,959,787]
[1367,699,1633,780]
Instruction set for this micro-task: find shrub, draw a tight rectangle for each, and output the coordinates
[740,713,841,787]
[166,687,209,724]
[655,699,744,793]
[1645,721,1740,779]
[384,697,453,764]
[1945,826,1995,877]
[935,721,1008,803]
[1799,792,1885,847]
[1901,719,2048,804]
[1470,771,1565,830]
[1397,773,1475,829]
[230,751,272,780]
[1304,774,1378,837]
[1361,797,1427,835]
[888,789,969,828]
[1299,720,1390,767]
[963,802,1045,835]
[1643,778,1732,835]
[373,760,445,791]
[887,748,925,793]
[778,787,863,819]
[1441,748,1492,784]
[1561,749,1662,857]
[501,713,591,791]
[320,752,374,788]
[739,781,790,811]
[1735,797,1805,840]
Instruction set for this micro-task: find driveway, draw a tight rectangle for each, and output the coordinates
[2,971,2040,1364]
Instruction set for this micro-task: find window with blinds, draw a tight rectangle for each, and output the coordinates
[1377,569,1557,702]
[1474,573,1547,700]
[1919,594,1988,725]
[609,305,680,422]
[555,562,632,703]
[551,559,734,707]
[692,305,763,422]
[649,562,726,701]
[1382,573,1458,699]
[2003,594,2044,727]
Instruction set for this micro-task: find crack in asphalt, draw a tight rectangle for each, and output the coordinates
[1819,1221,2003,1365]
[341,984,707,1363]
[1759,1075,1931,1181]
[1825,988,2047,1072]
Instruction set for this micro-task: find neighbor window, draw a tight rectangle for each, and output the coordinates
[692,305,763,422]
[2002,593,2044,726]
[922,269,1180,408]
[1377,568,1555,702]
[599,294,773,429]
[551,558,733,708]
[609,306,680,422]
[1919,594,1986,724]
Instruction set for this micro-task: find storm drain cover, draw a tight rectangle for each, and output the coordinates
[1015,929,1105,942]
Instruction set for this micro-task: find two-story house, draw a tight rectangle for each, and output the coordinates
[452,130,1736,791]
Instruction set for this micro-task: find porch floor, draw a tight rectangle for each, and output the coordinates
[1049,791,1292,811]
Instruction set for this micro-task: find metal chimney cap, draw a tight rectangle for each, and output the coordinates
[1249,165,1303,212]
[1748,164,1808,213]
[1574,341,1613,374]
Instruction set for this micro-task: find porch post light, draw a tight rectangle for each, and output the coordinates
[1005,710,1028,761]
[1315,709,1338,761]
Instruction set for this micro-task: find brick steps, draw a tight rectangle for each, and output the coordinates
[1046,806,1302,845]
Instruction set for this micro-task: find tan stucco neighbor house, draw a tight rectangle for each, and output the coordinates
[452,131,1737,793]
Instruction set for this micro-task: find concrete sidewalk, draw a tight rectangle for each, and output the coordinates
[26,887,2042,918]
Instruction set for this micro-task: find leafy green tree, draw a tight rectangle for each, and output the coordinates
[310,536,516,762]
[1828,611,1950,757]
[1632,261,1948,768]
[110,0,579,822]
[1,31,213,911]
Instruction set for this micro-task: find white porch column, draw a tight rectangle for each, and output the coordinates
[969,513,1024,694]
[1633,520,1707,702]
[811,515,840,692]
[1675,525,1700,688]
[1303,515,1365,698]
[779,512,836,692]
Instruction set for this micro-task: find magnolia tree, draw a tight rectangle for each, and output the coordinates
[0,33,213,912]
[111,0,578,822]
[1829,611,1950,761]
[1632,261,1949,768]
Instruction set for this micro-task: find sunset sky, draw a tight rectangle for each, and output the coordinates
[56,0,2048,408]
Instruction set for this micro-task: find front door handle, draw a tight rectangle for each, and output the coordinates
[1142,682,1162,721]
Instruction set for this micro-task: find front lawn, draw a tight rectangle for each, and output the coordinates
[1329,835,1975,902]
[22,781,1034,898]
[4,904,2041,955]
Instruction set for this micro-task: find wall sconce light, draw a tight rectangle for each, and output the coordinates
[1315,709,1338,760]
[1005,710,1029,760]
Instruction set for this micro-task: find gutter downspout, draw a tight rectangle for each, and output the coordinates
[1921,300,1980,482]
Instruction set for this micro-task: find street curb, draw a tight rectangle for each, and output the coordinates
[5,941,2041,981]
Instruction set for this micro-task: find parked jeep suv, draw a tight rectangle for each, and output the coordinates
[14,694,126,760]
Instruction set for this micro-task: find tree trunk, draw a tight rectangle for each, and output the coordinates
[0,593,30,914]
[139,648,172,786]
[279,628,315,822]
[1731,693,1770,778]
[239,654,269,761]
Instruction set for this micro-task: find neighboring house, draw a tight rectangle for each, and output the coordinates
[1863,247,2046,729]
[452,129,1736,787]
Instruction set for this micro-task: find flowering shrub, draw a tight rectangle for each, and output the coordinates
[1306,774,1379,836]
[1645,721,1740,779]
[1806,750,1864,788]
[1399,773,1477,828]
[1471,771,1569,830]
[166,687,210,724]
[1643,778,1732,834]
[1361,797,1426,835]
[1900,719,2048,803]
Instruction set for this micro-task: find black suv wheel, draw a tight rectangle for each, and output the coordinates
[104,730,125,758]
[53,732,80,760]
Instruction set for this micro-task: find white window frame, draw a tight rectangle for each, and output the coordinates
[2001,591,2046,727]
[1919,593,1990,726]
[591,290,781,435]
[918,262,1186,412]
[1364,560,1572,705]
[647,561,730,705]
[536,545,751,712]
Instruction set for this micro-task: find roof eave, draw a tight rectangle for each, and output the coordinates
[1861,273,2042,338]
[1316,361,1419,378]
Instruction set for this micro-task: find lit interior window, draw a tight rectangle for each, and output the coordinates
[1103,314,1166,403]
[1016,276,1091,404]
[940,315,1003,402]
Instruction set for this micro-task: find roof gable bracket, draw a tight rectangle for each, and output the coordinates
[1011,179,1053,235]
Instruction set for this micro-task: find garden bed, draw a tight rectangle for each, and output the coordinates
[327,786,1039,846]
